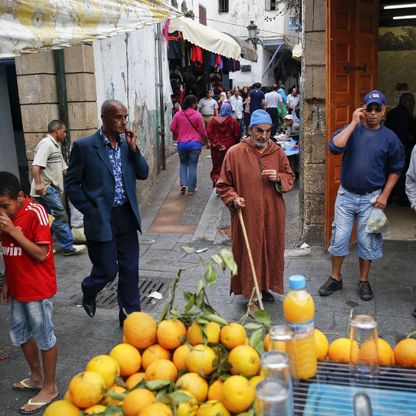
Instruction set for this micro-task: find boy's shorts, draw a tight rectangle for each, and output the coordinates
[10,298,56,351]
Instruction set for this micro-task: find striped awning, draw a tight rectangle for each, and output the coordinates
[0,0,181,58]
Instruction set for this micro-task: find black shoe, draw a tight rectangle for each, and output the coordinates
[319,276,343,296]
[358,280,374,301]
[262,291,275,302]
[119,309,127,328]
[82,296,96,317]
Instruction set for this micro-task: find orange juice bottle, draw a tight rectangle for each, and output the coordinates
[283,275,317,380]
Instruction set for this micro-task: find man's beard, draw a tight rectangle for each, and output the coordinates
[254,138,269,148]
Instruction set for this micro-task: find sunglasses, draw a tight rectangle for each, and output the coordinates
[365,105,383,113]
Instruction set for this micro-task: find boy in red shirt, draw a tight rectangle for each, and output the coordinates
[0,172,58,414]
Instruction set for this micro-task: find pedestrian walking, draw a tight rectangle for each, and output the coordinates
[170,95,208,195]
[31,120,85,256]
[286,86,300,117]
[206,102,241,187]
[265,85,284,138]
[0,172,59,415]
[319,90,405,301]
[197,89,218,128]
[65,100,149,326]
[229,87,244,132]
[277,80,287,104]
[405,144,416,317]
[242,86,251,136]
[249,82,265,113]
[216,110,295,311]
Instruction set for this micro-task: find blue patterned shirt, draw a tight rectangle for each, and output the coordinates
[100,129,128,207]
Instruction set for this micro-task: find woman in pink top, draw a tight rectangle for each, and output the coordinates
[170,95,207,194]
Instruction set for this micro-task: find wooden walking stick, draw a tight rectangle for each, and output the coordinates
[237,209,264,310]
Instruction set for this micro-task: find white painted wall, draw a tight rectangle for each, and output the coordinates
[93,25,173,167]
[176,0,292,87]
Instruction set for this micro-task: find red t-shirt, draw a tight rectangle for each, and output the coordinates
[1,197,57,301]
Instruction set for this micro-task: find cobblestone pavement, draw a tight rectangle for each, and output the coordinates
[0,149,415,414]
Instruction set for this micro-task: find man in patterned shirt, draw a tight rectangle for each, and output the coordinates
[65,100,149,326]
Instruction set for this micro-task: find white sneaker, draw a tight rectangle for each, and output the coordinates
[63,244,86,256]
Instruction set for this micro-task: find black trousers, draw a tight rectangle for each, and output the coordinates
[266,107,279,137]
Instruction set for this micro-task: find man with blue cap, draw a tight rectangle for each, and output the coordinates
[216,109,295,311]
[319,90,404,301]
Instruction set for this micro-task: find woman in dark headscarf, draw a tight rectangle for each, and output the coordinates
[206,102,241,187]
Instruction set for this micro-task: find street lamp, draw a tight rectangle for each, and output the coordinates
[246,20,263,49]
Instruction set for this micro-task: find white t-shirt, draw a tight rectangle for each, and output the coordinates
[229,95,243,119]
[265,91,283,108]
[197,97,218,116]
[30,135,67,196]
[286,94,300,110]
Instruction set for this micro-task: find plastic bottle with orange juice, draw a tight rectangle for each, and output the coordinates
[283,275,317,380]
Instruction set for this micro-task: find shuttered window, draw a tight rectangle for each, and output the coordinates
[218,0,229,13]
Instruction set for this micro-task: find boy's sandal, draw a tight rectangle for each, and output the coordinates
[19,395,59,415]
[13,379,41,391]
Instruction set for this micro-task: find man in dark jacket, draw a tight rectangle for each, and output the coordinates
[65,100,149,326]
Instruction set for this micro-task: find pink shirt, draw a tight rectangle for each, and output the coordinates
[170,108,207,143]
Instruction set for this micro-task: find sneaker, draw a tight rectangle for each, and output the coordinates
[63,244,86,256]
[318,276,343,296]
[358,280,374,301]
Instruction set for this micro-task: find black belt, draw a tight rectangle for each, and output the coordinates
[342,184,381,195]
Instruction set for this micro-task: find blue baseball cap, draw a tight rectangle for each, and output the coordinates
[249,109,272,127]
[363,90,386,107]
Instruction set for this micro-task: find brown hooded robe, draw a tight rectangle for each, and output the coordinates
[216,139,295,297]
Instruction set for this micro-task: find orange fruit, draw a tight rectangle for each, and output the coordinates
[103,385,126,406]
[185,344,217,376]
[123,312,157,349]
[208,379,223,401]
[145,359,178,381]
[220,323,246,350]
[228,345,260,377]
[176,372,209,402]
[109,343,141,377]
[249,375,264,391]
[86,355,120,387]
[84,404,107,414]
[394,338,416,367]
[141,344,171,370]
[328,338,358,363]
[44,400,80,416]
[173,344,192,371]
[177,390,198,416]
[68,371,106,409]
[264,333,271,351]
[222,375,255,413]
[157,319,186,350]
[122,388,155,416]
[196,400,230,416]
[139,402,173,416]
[125,371,145,390]
[314,329,329,361]
[187,321,221,345]
[377,338,394,366]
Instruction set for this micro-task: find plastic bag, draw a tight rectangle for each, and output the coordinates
[365,207,388,234]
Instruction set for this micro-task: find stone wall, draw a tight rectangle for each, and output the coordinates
[300,0,327,244]
[15,45,98,164]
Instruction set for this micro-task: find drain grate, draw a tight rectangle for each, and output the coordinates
[75,277,171,312]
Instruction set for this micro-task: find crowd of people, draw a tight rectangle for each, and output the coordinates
[0,87,415,413]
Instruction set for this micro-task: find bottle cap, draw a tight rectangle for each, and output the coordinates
[288,275,306,289]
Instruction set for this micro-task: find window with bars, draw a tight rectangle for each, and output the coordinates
[265,0,277,11]
[218,0,229,13]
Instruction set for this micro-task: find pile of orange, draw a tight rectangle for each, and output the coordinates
[45,311,416,416]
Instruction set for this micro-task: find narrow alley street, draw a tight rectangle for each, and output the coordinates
[0,149,415,415]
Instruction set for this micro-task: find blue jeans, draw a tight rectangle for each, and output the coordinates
[178,149,201,192]
[35,186,74,251]
[10,298,56,350]
[328,186,383,260]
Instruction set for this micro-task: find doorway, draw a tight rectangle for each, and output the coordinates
[0,60,28,193]
[378,3,416,240]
